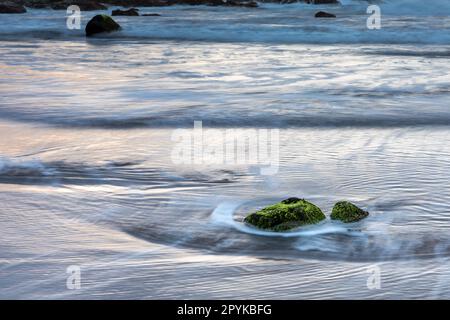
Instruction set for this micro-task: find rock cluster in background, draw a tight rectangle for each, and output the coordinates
[0,1,27,12]
[1,0,341,11]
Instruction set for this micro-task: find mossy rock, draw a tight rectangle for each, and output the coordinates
[244,197,326,232]
[85,15,121,37]
[331,201,369,223]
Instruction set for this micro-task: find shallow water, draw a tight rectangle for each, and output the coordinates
[1,2,450,299]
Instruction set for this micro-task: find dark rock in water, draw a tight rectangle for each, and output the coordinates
[112,8,139,16]
[138,0,169,6]
[315,11,336,18]
[23,1,48,9]
[85,14,121,37]
[244,0,258,7]
[164,0,258,7]
[244,198,326,231]
[205,0,224,5]
[142,13,161,16]
[307,0,339,4]
[168,0,217,5]
[103,0,170,6]
[224,0,258,7]
[0,2,27,13]
[331,201,369,223]
[51,1,107,10]
[169,0,205,4]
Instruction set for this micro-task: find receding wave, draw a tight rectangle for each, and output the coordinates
[0,157,240,186]
[364,49,450,58]
[0,157,53,177]
[0,112,449,128]
[2,27,449,46]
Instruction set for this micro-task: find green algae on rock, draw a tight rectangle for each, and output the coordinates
[331,201,369,223]
[244,197,326,232]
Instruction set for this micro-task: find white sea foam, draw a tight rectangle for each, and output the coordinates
[0,157,50,176]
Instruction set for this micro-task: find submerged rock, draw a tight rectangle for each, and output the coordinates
[315,11,336,18]
[112,8,140,16]
[0,2,27,13]
[244,197,326,231]
[85,14,121,37]
[331,201,369,223]
[142,13,161,16]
